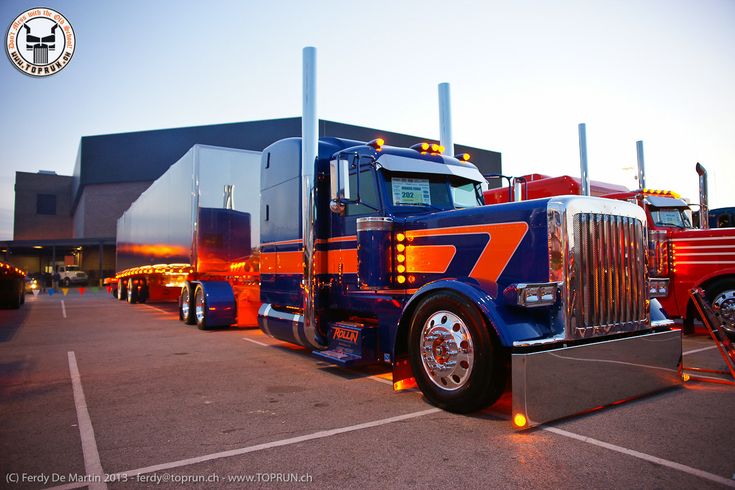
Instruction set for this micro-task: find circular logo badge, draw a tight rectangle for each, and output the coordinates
[5,7,75,77]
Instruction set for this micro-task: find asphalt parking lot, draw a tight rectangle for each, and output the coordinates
[1,291,734,489]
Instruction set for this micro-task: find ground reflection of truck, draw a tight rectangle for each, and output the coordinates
[111,48,681,427]
[485,159,735,333]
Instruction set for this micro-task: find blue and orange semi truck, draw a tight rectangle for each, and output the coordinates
[112,48,681,427]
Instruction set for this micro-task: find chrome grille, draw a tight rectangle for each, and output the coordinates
[570,213,648,338]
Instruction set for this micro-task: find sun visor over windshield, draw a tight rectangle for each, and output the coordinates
[376,154,486,184]
[645,196,688,208]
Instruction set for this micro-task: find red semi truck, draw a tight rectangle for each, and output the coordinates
[109,48,682,427]
[484,169,735,332]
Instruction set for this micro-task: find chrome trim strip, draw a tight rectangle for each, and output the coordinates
[356,217,394,232]
[258,303,273,337]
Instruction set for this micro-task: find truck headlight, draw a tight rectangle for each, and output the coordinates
[648,278,669,298]
[504,282,560,308]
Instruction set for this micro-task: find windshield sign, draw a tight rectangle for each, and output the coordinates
[392,178,431,205]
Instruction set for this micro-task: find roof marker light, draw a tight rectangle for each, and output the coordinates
[456,153,471,161]
[367,138,385,149]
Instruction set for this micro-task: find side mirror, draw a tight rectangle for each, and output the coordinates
[330,157,351,201]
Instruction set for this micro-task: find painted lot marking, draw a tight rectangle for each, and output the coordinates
[61,300,67,318]
[543,426,735,488]
[683,345,719,356]
[67,352,107,490]
[242,337,269,347]
[114,408,441,478]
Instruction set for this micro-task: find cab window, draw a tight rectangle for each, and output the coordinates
[346,167,380,216]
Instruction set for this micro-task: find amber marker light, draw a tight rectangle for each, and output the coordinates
[396,275,406,284]
[682,373,690,382]
[397,264,406,273]
[396,233,405,242]
[456,152,471,161]
[396,243,405,252]
[513,413,528,428]
[396,254,405,263]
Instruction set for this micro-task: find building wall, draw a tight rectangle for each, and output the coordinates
[73,181,152,238]
[13,172,73,240]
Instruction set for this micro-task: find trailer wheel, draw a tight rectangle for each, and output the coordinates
[179,283,196,325]
[706,278,735,333]
[117,279,127,301]
[194,285,209,330]
[126,278,138,304]
[408,291,506,414]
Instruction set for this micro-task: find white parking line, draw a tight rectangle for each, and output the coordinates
[61,300,67,318]
[111,408,441,480]
[67,352,107,490]
[543,426,735,487]
[683,345,718,356]
[143,304,176,315]
[242,337,269,347]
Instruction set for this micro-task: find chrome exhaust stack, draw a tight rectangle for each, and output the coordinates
[301,46,324,348]
[636,140,646,189]
[578,123,591,196]
[696,162,709,229]
[438,83,454,156]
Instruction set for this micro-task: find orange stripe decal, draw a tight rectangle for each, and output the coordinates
[406,222,529,282]
[277,251,303,275]
[406,245,456,274]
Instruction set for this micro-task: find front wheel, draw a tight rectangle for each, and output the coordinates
[408,291,506,414]
[126,278,138,304]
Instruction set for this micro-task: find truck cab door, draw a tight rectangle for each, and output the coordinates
[328,163,382,297]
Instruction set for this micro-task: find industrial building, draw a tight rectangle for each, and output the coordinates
[1,118,501,284]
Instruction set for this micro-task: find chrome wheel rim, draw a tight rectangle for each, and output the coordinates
[420,310,474,391]
[712,289,735,329]
[127,279,133,302]
[195,289,205,324]
[181,288,190,319]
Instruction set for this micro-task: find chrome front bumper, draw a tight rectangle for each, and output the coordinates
[512,329,681,428]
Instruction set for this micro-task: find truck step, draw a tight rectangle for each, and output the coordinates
[311,321,378,367]
[312,349,365,367]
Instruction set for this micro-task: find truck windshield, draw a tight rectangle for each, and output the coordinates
[387,172,483,211]
[650,207,692,228]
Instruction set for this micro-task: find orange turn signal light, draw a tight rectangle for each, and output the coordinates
[513,413,528,428]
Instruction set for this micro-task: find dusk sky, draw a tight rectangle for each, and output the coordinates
[1,0,733,239]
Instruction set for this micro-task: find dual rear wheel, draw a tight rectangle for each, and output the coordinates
[179,282,207,329]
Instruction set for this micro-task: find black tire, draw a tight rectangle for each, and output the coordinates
[705,278,735,335]
[137,281,148,304]
[126,278,138,304]
[117,279,127,301]
[179,282,196,324]
[62,277,71,287]
[194,285,208,330]
[408,291,506,414]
